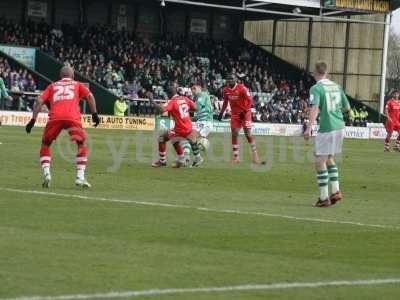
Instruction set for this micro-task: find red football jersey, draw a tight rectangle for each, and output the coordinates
[221,83,253,116]
[386,99,400,124]
[163,95,196,134]
[39,78,92,121]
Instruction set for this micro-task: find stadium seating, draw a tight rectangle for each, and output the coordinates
[0,18,368,125]
[0,57,38,111]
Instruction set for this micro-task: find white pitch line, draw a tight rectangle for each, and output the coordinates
[0,187,190,209]
[1,187,399,230]
[196,207,400,229]
[2,278,400,300]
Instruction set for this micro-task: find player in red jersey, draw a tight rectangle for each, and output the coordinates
[218,74,259,164]
[148,85,203,168]
[384,91,400,152]
[25,66,100,188]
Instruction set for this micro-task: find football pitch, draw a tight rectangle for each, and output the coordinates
[0,126,399,300]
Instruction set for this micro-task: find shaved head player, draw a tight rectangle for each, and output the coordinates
[25,66,100,188]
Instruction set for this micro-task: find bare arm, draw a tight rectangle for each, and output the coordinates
[342,106,351,113]
[219,98,228,116]
[217,97,229,121]
[385,105,392,123]
[304,104,319,140]
[341,90,351,113]
[26,97,45,133]
[31,98,45,120]
[83,94,100,127]
[84,94,98,114]
[146,91,165,115]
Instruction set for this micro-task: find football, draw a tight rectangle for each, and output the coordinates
[198,137,210,151]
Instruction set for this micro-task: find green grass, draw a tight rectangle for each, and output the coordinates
[0,126,399,300]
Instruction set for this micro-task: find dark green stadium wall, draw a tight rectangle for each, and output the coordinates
[35,50,117,115]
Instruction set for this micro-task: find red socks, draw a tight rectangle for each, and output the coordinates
[173,143,185,162]
[159,142,167,162]
[76,145,88,169]
[40,146,51,171]
[232,136,239,159]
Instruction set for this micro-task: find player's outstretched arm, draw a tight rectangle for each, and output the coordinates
[26,98,45,133]
[85,94,100,127]
[146,91,165,115]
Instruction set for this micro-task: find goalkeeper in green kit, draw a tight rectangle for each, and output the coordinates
[304,62,350,208]
[182,84,213,165]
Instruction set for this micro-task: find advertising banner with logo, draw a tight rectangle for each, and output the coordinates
[82,115,155,130]
[344,127,370,139]
[369,126,398,140]
[322,0,390,13]
[273,124,304,137]
[217,122,375,139]
[2,112,391,139]
[0,45,36,69]
[251,123,274,136]
[213,122,302,137]
[212,121,231,133]
[0,111,155,131]
[251,0,320,8]
[156,117,174,131]
[0,111,48,127]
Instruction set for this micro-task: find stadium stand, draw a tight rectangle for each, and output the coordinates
[0,17,369,124]
[0,56,38,111]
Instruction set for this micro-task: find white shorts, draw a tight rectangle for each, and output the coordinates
[194,121,213,138]
[315,128,345,156]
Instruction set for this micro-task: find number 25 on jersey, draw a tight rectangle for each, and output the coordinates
[54,85,75,101]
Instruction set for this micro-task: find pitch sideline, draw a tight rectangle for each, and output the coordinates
[2,278,400,300]
[1,187,399,230]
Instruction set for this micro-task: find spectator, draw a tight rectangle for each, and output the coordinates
[0,74,12,109]
[352,108,360,126]
[0,56,37,110]
[349,107,356,126]
[2,18,362,123]
[359,106,369,127]
[114,98,128,116]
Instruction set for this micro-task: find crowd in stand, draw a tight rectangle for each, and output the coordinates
[0,18,369,125]
[0,18,315,124]
[0,57,37,110]
[348,106,369,127]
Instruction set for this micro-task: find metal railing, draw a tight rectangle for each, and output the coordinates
[2,91,167,117]
[119,96,166,117]
[1,90,40,111]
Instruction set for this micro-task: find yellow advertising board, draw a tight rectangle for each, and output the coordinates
[81,115,155,131]
[323,0,390,13]
[0,111,155,131]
